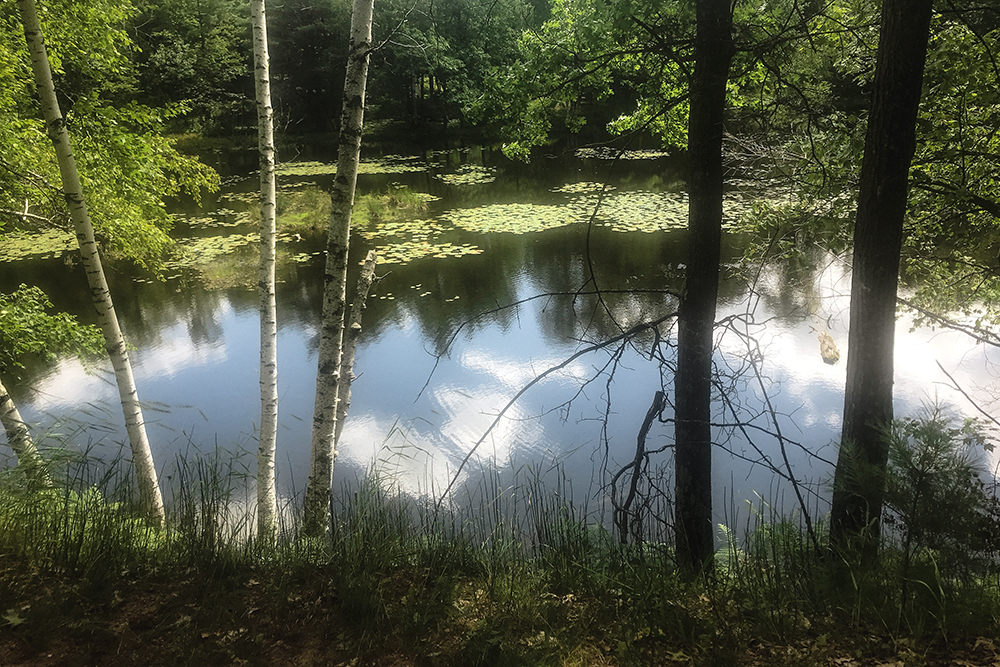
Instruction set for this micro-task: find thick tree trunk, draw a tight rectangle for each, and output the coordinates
[251,0,279,542]
[830,0,934,550]
[1,376,51,487]
[17,0,164,524]
[673,0,733,574]
[302,0,375,538]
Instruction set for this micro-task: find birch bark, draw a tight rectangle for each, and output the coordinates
[0,376,52,487]
[251,0,279,542]
[334,250,378,447]
[302,0,375,538]
[17,0,164,523]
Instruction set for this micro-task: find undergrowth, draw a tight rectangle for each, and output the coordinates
[2,412,1000,666]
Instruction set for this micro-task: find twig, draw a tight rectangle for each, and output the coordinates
[613,390,665,544]
[935,360,1000,431]
[898,297,1000,348]
[435,312,678,508]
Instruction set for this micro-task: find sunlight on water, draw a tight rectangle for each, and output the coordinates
[6,147,1000,528]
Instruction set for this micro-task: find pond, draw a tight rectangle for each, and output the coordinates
[3,140,999,530]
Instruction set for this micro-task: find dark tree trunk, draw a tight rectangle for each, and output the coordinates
[673,0,733,574]
[830,0,934,550]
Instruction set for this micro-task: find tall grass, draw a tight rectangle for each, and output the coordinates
[2,421,999,665]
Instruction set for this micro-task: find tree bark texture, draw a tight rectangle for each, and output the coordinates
[251,0,279,542]
[1,376,52,487]
[334,250,378,447]
[303,0,375,538]
[17,0,164,524]
[673,0,733,574]
[830,0,934,548]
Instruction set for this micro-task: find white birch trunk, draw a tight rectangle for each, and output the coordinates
[251,0,279,542]
[302,0,376,538]
[17,0,165,524]
[334,250,378,447]
[0,376,52,487]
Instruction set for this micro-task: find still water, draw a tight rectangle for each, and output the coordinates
[4,142,999,527]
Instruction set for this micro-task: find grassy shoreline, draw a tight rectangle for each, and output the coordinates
[2,443,999,666]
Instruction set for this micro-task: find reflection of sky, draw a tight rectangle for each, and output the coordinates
[12,256,1000,524]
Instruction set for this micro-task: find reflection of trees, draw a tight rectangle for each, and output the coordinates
[742,244,847,329]
[2,207,761,388]
[326,213,757,357]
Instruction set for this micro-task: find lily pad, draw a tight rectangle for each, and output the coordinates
[575,147,672,160]
[277,157,428,178]
[371,240,484,265]
[440,202,581,234]
[436,165,497,186]
[0,228,76,262]
[552,182,616,195]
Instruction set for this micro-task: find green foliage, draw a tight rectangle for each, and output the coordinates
[275,185,332,233]
[731,194,854,279]
[732,0,878,149]
[476,0,691,158]
[735,1,1000,326]
[0,285,103,374]
[353,184,432,226]
[372,0,537,128]
[0,0,219,269]
[902,18,1000,320]
[0,467,162,587]
[130,0,252,134]
[265,0,350,133]
[883,407,1000,579]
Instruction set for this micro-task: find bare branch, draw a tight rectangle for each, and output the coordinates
[935,360,1000,432]
[435,311,679,507]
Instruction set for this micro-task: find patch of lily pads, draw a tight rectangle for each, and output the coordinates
[371,240,483,265]
[354,217,447,242]
[0,228,76,261]
[353,207,485,265]
[171,212,250,230]
[219,191,259,206]
[552,181,617,195]
[288,251,323,264]
[441,202,583,234]
[164,232,260,271]
[435,165,496,186]
[575,147,672,160]
[598,191,690,232]
[276,156,427,178]
[436,191,694,235]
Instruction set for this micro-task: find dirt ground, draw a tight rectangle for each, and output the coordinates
[3,571,1000,666]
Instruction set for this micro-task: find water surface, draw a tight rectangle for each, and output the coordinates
[4,143,998,529]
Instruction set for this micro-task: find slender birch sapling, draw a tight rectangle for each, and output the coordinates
[16,0,165,524]
[303,0,376,538]
[251,0,280,542]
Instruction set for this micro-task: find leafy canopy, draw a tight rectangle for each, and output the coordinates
[0,0,218,270]
[0,284,104,375]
